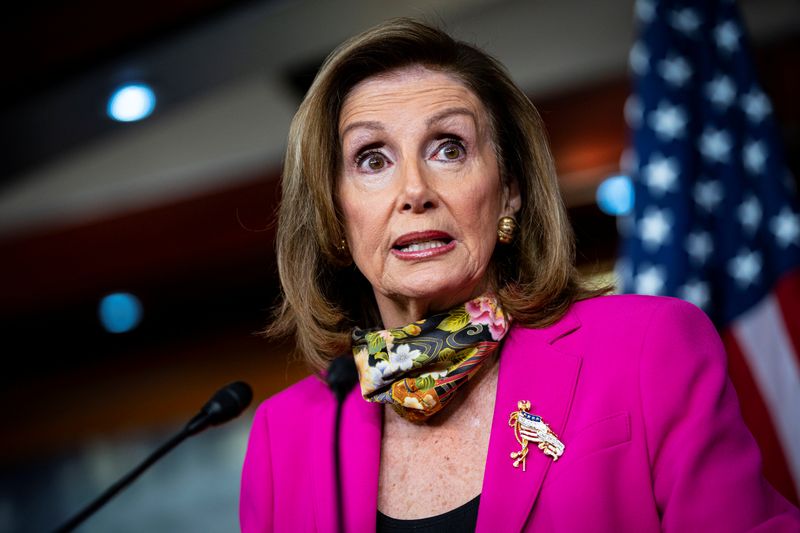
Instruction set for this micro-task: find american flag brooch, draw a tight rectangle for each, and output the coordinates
[508,400,565,470]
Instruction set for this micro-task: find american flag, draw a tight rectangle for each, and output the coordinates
[619,0,800,503]
[518,412,544,442]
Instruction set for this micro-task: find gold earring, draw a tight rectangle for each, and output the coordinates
[336,237,348,254]
[497,216,517,244]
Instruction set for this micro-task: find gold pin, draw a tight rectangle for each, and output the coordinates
[508,400,565,471]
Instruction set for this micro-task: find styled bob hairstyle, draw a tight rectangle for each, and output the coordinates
[268,18,607,372]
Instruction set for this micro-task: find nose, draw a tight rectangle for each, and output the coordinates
[397,159,437,213]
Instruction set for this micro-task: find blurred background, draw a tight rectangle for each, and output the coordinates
[1,0,798,531]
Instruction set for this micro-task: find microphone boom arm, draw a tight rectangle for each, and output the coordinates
[53,381,253,533]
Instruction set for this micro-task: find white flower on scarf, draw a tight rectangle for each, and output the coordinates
[403,397,423,409]
[426,370,448,380]
[402,394,437,411]
[389,344,418,372]
[375,359,390,375]
[362,366,385,392]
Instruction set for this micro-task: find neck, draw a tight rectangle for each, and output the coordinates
[374,282,489,328]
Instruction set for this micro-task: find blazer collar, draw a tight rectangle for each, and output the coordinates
[476,311,583,532]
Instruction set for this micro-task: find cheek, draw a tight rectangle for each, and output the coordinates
[339,189,386,260]
[338,182,364,230]
[461,177,504,231]
[461,180,504,255]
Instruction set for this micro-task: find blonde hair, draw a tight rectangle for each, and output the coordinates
[267,18,608,372]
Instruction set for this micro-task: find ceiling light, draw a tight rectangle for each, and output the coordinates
[98,292,143,333]
[107,83,156,122]
[596,174,635,216]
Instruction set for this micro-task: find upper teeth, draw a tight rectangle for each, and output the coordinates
[399,240,447,252]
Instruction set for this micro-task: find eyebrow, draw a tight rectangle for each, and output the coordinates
[425,107,477,127]
[340,120,384,140]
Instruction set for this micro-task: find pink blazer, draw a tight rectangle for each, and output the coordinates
[240,295,800,531]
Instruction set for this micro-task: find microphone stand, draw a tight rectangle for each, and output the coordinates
[54,426,192,533]
[53,381,252,533]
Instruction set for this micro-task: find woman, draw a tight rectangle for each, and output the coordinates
[240,18,799,532]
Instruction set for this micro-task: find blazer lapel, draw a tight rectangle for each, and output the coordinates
[312,383,382,532]
[476,315,582,533]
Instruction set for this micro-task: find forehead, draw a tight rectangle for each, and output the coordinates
[338,66,490,134]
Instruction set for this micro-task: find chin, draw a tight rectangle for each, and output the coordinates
[393,272,480,303]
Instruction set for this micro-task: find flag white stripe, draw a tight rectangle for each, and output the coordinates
[733,292,800,495]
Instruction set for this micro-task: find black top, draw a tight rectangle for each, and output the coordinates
[376,495,480,533]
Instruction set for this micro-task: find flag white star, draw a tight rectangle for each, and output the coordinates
[648,101,687,140]
[686,231,714,264]
[699,128,732,163]
[770,207,800,248]
[635,0,656,23]
[635,264,666,295]
[670,8,700,36]
[643,154,679,195]
[694,180,724,213]
[743,140,767,175]
[738,195,762,235]
[728,249,762,288]
[714,20,740,53]
[741,89,772,123]
[630,42,649,75]
[625,95,643,128]
[706,75,736,109]
[678,279,710,309]
[658,55,692,87]
[638,207,673,251]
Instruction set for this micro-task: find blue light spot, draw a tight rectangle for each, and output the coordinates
[596,175,635,216]
[107,83,156,122]
[99,292,143,333]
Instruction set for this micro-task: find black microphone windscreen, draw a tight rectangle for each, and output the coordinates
[201,381,253,426]
[326,356,358,401]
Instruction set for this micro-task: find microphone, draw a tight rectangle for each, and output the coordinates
[326,355,358,402]
[326,356,358,533]
[54,381,253,533]
[185,380,253,435]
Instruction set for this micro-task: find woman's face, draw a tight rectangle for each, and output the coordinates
[336,66,520,324]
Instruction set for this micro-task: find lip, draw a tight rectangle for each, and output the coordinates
[391,230,456,261]
[392,230,453,247]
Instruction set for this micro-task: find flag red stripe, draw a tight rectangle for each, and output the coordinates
[722,329,799,505]
[774,268,800,365]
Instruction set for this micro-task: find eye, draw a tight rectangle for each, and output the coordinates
[356,151,390,172]
[434,140,466,162]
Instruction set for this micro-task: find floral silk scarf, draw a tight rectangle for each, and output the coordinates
[351,294,510,422]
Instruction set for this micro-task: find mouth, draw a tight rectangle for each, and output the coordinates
[395,240,450,252]
[391,231,456,259]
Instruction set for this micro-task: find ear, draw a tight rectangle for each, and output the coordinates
[502,177,522,217]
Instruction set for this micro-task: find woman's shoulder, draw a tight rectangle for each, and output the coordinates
[571,293,709,325]
[562,293,716,343]
[507,293,720,370]
[574,293,718,348]
[510,293,715,344]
